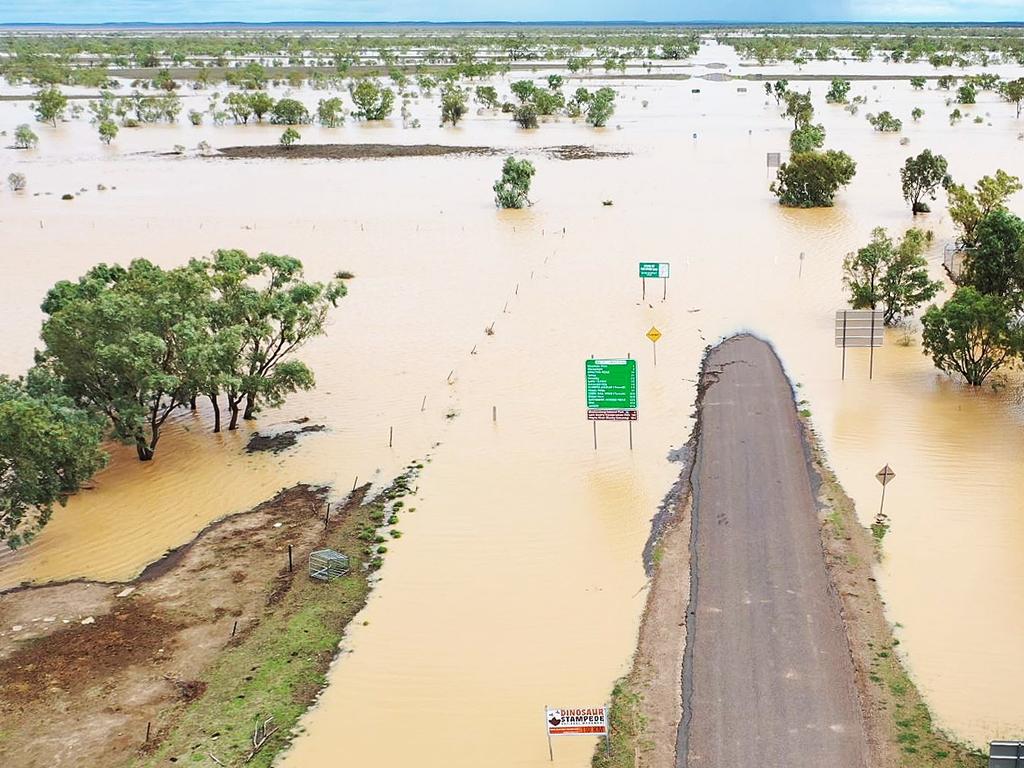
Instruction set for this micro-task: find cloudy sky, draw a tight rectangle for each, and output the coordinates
[0,0,1020,24]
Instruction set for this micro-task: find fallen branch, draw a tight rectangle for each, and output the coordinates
[245,715,279,763]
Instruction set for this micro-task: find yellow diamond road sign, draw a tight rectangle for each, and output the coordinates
[646,327,662,343]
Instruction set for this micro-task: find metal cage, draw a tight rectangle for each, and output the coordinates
[309,549,350,581]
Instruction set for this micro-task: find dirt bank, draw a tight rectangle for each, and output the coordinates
[214,143,629,161]
[0,469,417,768]
[595,335,985,768]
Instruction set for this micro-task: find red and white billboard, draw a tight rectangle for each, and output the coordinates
[545,706,608,736]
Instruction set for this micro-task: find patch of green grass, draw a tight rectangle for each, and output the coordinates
[591,678,650,768]
[138,471,421,768]
[827,508,846,538]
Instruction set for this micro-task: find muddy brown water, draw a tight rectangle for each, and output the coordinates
[2,44,1023,763]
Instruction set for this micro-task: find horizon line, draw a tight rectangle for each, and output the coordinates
[3,19,1024,27]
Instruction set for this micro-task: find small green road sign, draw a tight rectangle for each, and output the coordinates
[585,359,637,410]
[639,262,670,279]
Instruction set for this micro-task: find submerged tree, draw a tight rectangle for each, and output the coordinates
[350,79,395,120]
[783,90,814,129]
[961,209,1024,306]
[947,170,1023,248]
[900,149,951,214]
[474,85,500,109]
[1001,78,1024,119]
[440,84,468,126]
[33,86,67,126]
[270,98,310,125]
[0,370,107,548]
[317,97,345,127]
[843,227,942,325]
[98,119,118,145]
[586,87,616,127]
[14,124,38,149]
[771,150,857,208]
[194,250,348,430]
[867,111,902,132]
[493,156,536,209]
[825,78,851,104]
[921,287,1023,386]
[279,127,301,147]
[789,123,825,153]
[513,103,538,129]
[38,260,212,460]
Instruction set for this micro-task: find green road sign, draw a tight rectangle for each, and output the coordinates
[639,262,670,279]
[586,359,637,410]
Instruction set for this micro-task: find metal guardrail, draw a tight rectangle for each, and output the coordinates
[990,740,1024,767]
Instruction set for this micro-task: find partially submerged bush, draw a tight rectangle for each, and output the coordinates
[771,150,857,208]
[493,156,536,209]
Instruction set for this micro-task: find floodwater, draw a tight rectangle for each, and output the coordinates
[2,44,1023,762]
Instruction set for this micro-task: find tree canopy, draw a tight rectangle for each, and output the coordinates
[350,79,395,120]
[493,156,535,209]
[947,169,1022,248]
[843,227,942,325]
[900,149,950,213]
[0,370,107,548]
[771,150,857,208]
[921,287,1023,386]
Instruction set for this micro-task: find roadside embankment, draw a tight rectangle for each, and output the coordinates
[0,466,420,768]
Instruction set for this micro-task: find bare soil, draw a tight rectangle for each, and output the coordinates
[214,143,630,161]
[0,483,353,768]
[245,422,326,454]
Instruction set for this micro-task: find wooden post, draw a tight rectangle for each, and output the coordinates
[352,476,359,491]
[492,405,497,422]
[869,310,876,380]
[324,504,331,530]
[288,545,293,573]
[841,310,848,381]
[546,705,553,761]
[146,722,151,743]
[421,395,427,411]
[231,621,237,637]
[389,426,393,447]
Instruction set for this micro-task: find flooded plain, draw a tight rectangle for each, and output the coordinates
[2,46,1024,763]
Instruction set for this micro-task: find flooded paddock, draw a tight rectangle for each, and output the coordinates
[2,46,1023,762]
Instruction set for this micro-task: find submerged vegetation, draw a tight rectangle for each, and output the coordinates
[493,156,536,209]
[0,252,348,546]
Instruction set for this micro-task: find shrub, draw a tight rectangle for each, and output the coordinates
[493,156,536,209]
[771,150,857,208]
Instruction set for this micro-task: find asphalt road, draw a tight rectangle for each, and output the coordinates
[678,335,868,768]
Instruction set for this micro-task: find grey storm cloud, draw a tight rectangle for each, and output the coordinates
[0,0,1019,24]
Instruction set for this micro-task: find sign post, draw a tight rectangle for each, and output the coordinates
[639,262,670,301]
[646,326,662,366]
[834,309,884,380]
[586,358,638,450]
[545,705,609,761]
[876,464,896,516]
